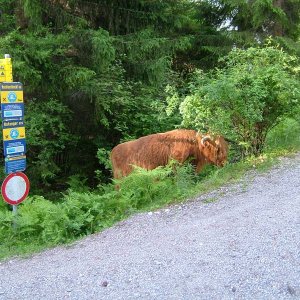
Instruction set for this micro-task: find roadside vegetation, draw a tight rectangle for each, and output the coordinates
[1,118,299,260]
[0,0,300,259]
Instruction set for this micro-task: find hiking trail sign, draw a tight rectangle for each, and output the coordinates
[0,54,30,211]
[0,55,27,174]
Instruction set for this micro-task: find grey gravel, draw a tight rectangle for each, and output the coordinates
[1,153,300,300]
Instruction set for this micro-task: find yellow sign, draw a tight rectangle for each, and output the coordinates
[3,127,26,141]
[1,90,23,104]
[0,90,23,103]
[0,56,13,82]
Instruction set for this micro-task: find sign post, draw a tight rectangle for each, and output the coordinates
[0,54,29,223]
[1,172,30,228]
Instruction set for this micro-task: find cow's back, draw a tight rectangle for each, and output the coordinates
[111,129,199,178]
[111,134,170,178]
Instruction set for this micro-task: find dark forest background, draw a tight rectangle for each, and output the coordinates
[0,0,299,195]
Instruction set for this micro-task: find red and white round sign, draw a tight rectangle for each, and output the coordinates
[1,172,30,205]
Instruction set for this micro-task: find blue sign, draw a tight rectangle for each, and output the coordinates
[0,82,23,91]
[7,92,17,103]
[2,120,24,129]
[5,155,26,174]
[3,139,26,157]
[1,82,26,173]
[1,103,24,120]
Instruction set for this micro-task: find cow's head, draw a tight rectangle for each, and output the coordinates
[199,135,228,167]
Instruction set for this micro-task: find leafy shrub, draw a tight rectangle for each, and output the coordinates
[16,196,67,243]
[67,175,90,193]
[115,165,175,209]
[0,208,14,241]
[115,161,199,209]
[177,45,300,157]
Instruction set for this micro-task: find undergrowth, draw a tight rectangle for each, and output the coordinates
[0,117,299,260]
[0,162,197,260]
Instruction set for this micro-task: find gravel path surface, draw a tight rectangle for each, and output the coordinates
[1,154,300,300]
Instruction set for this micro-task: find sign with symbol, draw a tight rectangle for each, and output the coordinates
[3,126,25,141]
[0,56,13,82]
[0,83,23,104]
[1,172,30,205]
[0,90,23,104]
[7,91,17,102]
[13,128,20,136]
[10,129,19,139]
[2,124,26,157]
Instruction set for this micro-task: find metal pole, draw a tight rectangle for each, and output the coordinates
[12,204,17,229]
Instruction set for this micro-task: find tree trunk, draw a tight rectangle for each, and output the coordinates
[273,0,285,36]
[251,123,267,156]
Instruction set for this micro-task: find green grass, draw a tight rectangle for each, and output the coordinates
[266,118,300,151]
[1,117,300,261]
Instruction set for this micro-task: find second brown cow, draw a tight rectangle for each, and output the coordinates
[111,129,228,179]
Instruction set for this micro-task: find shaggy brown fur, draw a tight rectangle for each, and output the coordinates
[111,129,228,179]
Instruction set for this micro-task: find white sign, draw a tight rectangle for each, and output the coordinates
[1,172,30,205]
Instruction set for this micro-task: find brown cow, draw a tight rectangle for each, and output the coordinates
[110,129,228,179]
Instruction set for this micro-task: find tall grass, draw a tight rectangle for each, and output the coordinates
[1,117,299,260]
[265,118,300,152]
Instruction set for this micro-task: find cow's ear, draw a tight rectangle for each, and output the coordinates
[202,140,210,148]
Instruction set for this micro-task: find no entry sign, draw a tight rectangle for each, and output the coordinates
[1,172,30,205]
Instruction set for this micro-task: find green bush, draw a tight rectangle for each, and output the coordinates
[177,46,300,158]
[115,161,198,209]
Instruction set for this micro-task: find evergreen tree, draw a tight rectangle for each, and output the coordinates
[221,0,300,51]
[0,0,191,191]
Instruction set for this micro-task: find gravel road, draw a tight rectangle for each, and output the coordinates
[1,154,300,300]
